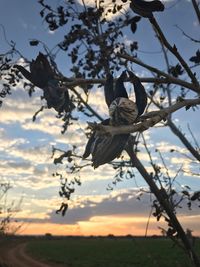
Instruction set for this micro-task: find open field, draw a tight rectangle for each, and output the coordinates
[26,237,200,267]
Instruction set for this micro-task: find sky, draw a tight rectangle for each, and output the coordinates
[0,0,200,236]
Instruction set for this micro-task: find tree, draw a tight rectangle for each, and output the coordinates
[0,179,23,236]
[0,0,200,266]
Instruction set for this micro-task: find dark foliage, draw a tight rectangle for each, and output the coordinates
[190,49,200,64]
[52,171,81,214]
[107,160,136,191]
[127,16,141,33]
[29,40,40,46]
[0,52,24,107]
[191,191,200,201]
[56,202,68,216]
[38,0,140,79]
[169,64,184,78]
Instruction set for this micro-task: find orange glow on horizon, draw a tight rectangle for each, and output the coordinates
[15,215,200,237]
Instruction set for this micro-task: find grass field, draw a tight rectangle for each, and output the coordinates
[27,237,200,267]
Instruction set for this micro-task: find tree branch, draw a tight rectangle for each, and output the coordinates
[167,119,200,162]
[191,0,200,24]
[149,16,199,87]
[70,87,104,121]
[148,92,200,162]
[117,52,200,93]
[88,98,200,136]
[60,76,198,90]
[126,142,200,267]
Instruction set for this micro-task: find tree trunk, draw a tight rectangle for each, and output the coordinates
[126,142,200,267]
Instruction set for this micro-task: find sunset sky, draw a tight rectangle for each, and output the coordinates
[0,0,200,236]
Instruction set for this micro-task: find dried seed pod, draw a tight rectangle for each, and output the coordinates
[130,0,164,18]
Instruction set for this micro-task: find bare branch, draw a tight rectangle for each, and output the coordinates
[191,0,200,24]
[60,75,198,91]
[117,53,200,93]
[149,16,199,87]
[147,91,200,162]
[70,87,104,121]
[187,123,200,150]
[168,120,200,162]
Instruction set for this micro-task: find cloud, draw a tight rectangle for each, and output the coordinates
[10,188,200,236]
[44,189,200,225]
[75,0,130,20]
[9,189,148,223]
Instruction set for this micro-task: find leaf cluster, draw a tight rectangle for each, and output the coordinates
[38,0,140,78]
[0,53,24,107]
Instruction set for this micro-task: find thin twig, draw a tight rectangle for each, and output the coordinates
[70,87,104,121]
[141,133,163,188]
[153,26,172,107]
[168,120,200,162]
[147,93,200,162]
[175,25,200,43]
[187,123,200,150]
[145,205,154,237]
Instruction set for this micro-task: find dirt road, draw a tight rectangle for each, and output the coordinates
[0,242,55,267]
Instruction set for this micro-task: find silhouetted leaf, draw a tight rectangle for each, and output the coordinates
[185,105,192,111]
[56,203,68,216]
[190,50,200,64]
[29,40,39,46]
[182,190,190,196]
[169,64,184,78]
[191,191,200,201]
[130,16,141,33]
